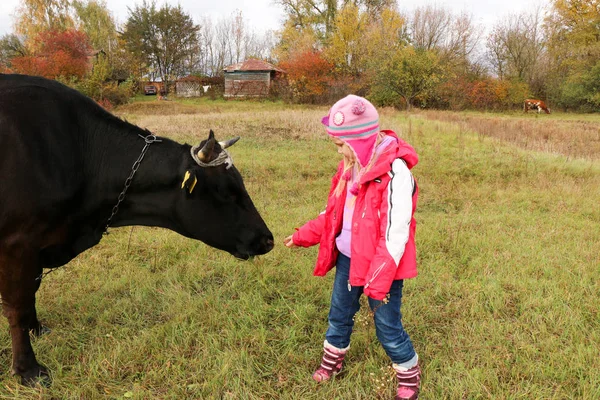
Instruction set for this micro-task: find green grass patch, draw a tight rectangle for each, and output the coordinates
[0,102,598,399]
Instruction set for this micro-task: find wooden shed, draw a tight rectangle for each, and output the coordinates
[175,76,224,98]
[223,59,285,98]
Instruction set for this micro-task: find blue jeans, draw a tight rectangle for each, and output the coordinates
[325,253,417,367]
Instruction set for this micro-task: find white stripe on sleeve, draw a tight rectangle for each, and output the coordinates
[385,159,414,265]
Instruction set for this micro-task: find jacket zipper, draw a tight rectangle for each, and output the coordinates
[348,206,369,290]
[364,262,386,289]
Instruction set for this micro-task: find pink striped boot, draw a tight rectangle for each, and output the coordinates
[394,363,421,400]
[312,341,349,382]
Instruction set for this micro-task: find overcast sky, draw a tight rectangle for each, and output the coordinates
[0,0,545,37]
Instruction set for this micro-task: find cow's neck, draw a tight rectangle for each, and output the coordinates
[79,119,186,235]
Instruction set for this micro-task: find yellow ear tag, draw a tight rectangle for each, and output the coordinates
[181,171,191,189]
[181,171,197,192]
[188,176,197,193]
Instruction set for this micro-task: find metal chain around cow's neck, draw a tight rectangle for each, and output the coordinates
[103,134,162,235]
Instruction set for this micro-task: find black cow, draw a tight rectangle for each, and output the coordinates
[0,74,274,386]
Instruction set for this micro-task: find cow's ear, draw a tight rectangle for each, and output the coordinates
[181,170,198,194]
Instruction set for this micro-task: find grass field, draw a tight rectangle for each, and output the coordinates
[0,99,598,399]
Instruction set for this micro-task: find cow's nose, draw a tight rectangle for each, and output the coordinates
[257,231,274,254]
[264,237,275,252]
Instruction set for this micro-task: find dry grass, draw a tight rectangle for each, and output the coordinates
[117,101,203,115]
[117,102,405,146]
[0,100,597,399]
[419,110,600,161]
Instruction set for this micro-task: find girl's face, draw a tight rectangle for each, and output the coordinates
[332,138,355,161]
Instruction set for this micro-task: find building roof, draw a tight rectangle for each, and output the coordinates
[224,59,286,73]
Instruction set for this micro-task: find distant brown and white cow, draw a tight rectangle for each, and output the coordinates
[523,99,550,114]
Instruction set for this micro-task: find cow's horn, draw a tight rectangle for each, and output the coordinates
[197,130,216,161]
[219,137,240,149]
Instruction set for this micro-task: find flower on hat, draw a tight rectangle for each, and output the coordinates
[351,99,366,115]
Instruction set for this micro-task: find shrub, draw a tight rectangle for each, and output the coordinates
[557,61,600,112]
[11,29,91,80]
[102,81,134,106]
[279,50,334,104]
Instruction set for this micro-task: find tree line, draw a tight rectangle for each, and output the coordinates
[0,0,274,108]
[1,0,598,112]
[275,0,599,112]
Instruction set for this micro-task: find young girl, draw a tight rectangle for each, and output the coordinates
[284,95,421,400]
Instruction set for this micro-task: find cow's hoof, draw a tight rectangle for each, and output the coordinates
[18,365,51,387]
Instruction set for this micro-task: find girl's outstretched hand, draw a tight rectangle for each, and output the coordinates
[283,235,297,248]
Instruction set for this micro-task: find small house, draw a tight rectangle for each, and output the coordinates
[223,59,285,98]
[176,76,205,97]
[175,76,224,98]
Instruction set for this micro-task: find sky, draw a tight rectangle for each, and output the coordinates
[0,0,544,37]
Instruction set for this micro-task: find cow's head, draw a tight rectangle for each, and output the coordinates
[177,130,274,259]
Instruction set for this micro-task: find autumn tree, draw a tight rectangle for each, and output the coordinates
[545,0,600,70]
[368,7,406,41]
[72,0,134,82]
[273,20,320,63]
[358,7,408,94]
[326,3,368,76]
[15,0,74,51]
[273,5,328,100]
[486,28,508,80]
[555,59,600,111]
[275,0,400,53]
[544,0,600,110]
[0,34,27,69]
[410,6,452,51]
[275,0,338,39]
[409,5,482,69]
[370,46,442,110]
[445,13,482,70]
[354,0,397,16]
[485,10,545,85]
[11,29,91,79]
[72,0,117,55]
[122,1,200,91]
[278,50,333,103]
[363,7,407,57]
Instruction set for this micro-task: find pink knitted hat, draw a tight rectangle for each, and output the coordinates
[321,95,380,169]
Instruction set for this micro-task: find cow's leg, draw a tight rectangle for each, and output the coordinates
[28,276,50,337]
[0,257,50,386]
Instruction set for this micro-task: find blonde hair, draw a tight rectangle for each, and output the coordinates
[334,151,356,197]
[333,131,385,197]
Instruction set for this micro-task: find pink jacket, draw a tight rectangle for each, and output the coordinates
[292,130,419,300]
